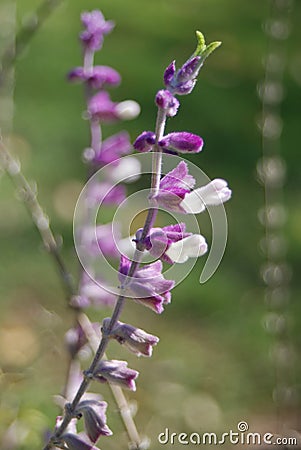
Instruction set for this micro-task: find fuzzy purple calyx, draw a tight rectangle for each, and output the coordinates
[159,131,203,154]
[68,66,121,89]
[155,89,180,117]
[133,131,156,152]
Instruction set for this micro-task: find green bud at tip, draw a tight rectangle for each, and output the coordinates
[194,30,222,62]
[194,31,206,55]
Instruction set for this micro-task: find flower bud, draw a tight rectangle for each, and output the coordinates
[75,400,112,442]
[133,131,156,152]
[102,318,159,357]
[155,90,179,117]
[159,132,203,154]
[93,360,139,391]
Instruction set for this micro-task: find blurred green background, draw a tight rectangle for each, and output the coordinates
[0,0,301,448]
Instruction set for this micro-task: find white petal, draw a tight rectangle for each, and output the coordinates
[116,100,141,120]
[180,190,206,214]
[181,179,231,213]
[109,157,141,183]
[165,234,208,263]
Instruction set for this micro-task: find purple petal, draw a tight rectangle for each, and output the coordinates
[88,91,118,122]
[177,56,201,83]
[174,79,196,95]
[76,400,112,442]
[68,67,86,82]
[93,131,131,165]
[163,60,176,87]
[93,360,139,391]
[159,161,195,193]
[87,182,126,206]
[88,66,121,88]
[102,318,159,357]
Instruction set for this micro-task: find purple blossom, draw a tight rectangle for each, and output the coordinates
[134,131,203,154]
[80,10,114,51]
[133,131,156,153]
[88,92,140,122]
[159,131,203,154]
[141,223,207,263]
[155,90,180,117]
[80,223,120,258]
[155,161,195,213]
[102,318,159,357]
[88,91,119,122]
[93,360,139,391]
[76,272,116,308]
[118,256,175,314]
[92,131,131,165]
[86,181,126,206]
[75,400,112,442]
[68,66,121,89]
[163,60,176,86]
[155,162,231,214]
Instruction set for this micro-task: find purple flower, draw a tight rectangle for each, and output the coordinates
[118,256,175,314]
[134,131,203,154]
[155,90,180,117]
[68,66,121,89]
[80,223,120,258]
[75,400,112,442]
[88,91,119,122]
[92,131,131,165]
[76,272,116,308]
[155,161,231,214]
[142,223,207,264]
[102,318,159,357]
[133,131,156,153]
[154,161,195,213]
[93,360,139,391]
[88,92,140,122]
[80,10,114,51]
[159,132,203,154]
[86,181,126,206]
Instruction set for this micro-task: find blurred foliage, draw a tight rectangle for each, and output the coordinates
[1,0,301,449]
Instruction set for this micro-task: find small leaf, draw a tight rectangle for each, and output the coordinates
[194,31,206,55]
[201,41,222,60]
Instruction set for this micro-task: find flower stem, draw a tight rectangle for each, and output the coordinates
[46,106,167,447]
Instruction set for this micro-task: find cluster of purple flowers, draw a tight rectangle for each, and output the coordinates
[47,9,231,450]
